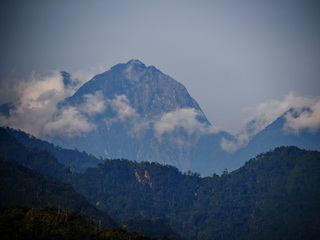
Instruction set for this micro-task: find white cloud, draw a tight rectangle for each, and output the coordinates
[0,70,93,138]
[1,72,223,141]
[42,90,107,137]
[284,100,320,135]
[103,97,221,141]
[43,107,96,137]
[220,93,320,153]
[108,95,138,121]
[243,92,316,133]
[80,91,106,115]
[21,71,66,101]
[154,108,207,139]
[206,125,222,134]
[220,133,249,154]
[0,71,73,136]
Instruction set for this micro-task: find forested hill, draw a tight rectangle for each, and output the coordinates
[0,206,154,240]
[4,127,101,172]
[0,159,115,227]
[0,127,114,227]
[71,147,320,239]
[1,127,320,239]
[0,127,183,240]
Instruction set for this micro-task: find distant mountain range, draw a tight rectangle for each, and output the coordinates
[1,59,319,175]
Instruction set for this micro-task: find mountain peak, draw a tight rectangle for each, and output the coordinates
[121,59,146,82]
[124,59,146,73]
[126,59,145,67]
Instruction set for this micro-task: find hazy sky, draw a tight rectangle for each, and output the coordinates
[1,0,320,133]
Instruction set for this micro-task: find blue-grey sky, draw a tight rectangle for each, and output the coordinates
[1,0,320,133]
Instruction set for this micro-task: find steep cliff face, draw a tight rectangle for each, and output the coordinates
[50,60,228,174]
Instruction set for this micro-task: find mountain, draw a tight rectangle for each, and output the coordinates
[49,59,232,175]
[229,108,320,171]
[66,59,206,119]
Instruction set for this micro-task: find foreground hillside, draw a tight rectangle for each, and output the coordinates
[0,206,154,240]
[1,127,320,239]
[0,159,115,227]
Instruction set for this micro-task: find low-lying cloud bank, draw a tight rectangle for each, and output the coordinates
[0,70,217,141]
[0,71,79,137]
[220,93,320,153]
[1,73,319,154]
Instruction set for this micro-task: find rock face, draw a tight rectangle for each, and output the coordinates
[50,60,230,175]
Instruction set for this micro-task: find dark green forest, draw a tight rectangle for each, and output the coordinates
[1,127,320,239]
[0,159,115,227]
[0,206,154,240]
[3,128,102,172]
